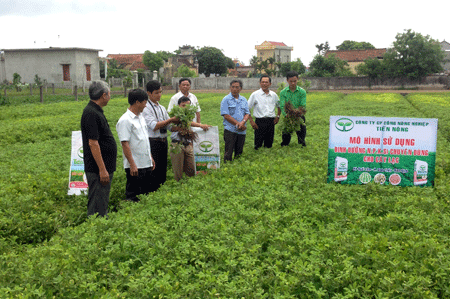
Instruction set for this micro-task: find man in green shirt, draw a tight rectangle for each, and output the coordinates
[279,71,307,146]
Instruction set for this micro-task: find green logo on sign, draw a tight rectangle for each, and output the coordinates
[335,118,354,132]
[78,147,84,159]
[359,172,372,184]
[199,141,214,153]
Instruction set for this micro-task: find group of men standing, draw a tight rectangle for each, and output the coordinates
[220,71,307,161]
[81,71,306,217]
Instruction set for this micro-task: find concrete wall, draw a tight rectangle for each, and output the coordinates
[305,75,450,90]
[172,77,288,90]
[172,75,450,91]
[0,54,5,83]
[2,48,100,85]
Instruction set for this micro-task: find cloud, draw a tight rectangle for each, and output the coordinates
[0,0,116,17]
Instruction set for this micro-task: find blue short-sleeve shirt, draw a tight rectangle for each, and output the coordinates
[220,93,250,134]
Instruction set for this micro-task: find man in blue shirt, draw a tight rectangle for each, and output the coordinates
[220,80,250,162]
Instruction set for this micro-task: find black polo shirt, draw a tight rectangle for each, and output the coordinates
[80,101,117,173]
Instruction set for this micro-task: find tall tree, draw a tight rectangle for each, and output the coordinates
[309,54,353,77]
[143,50,164,72]
[336,40,375,50]
[383,29,444,80]
[195,47,232,77]
[156,51,175,62]
[278,59,306,77]
[315,41,330,55]
[355,57,385,79]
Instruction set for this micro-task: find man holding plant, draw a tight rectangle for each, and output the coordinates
[169,96,211,181]
[167,78,201,123]
[81,81,117,217]
[248,75,281,149]
[142,80,179,192]
[220,79,250,162]
[279,71,307,147]
[116,89,156,201]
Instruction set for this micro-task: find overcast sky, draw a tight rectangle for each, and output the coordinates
[1,0,448,66]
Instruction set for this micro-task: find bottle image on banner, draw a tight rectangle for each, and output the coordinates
[334,157,348,182]
[414,159,428,185]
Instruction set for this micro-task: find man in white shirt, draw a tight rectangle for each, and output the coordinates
[142,80,178,192]
[116,89,155,202]
[248,75,281,149]
[167,78,201,123]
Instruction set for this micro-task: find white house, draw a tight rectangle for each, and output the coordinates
[0,47,101,85]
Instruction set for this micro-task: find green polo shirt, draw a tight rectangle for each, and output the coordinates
[279,86,307,116]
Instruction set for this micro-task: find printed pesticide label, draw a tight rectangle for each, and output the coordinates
[414,160,428,185]
[334,157,348,182]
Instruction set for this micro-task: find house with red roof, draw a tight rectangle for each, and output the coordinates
[324,48,387,74]
[255,41,293,64]
[106,54,148,70]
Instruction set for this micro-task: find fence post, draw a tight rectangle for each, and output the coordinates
[52,83,55,94]
[30,84,33,95]
[74,85,78,101]
[40,86,44,103]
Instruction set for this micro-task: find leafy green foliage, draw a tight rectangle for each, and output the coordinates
[195,47,232,77]
[315,41,330,55]
[174,63,197,78]
[142,50,164,72]
[278,102,306,134]
[168,104,199,152]
[309,54,354,77]
[383,29,444,80]
[278,58,307,77]
[336,40,376,50]
[355,57,385,79]
[155,50,175,62]
[2,91,450,297]
[34,74,43,87]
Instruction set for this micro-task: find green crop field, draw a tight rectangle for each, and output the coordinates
[1,91,450,298]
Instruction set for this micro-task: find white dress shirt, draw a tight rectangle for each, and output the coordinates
[116,109,153,169]
[247,88,280,118]
[167,92,201,123]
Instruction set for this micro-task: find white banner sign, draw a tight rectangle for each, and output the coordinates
[68,131,88,195]
[192,126,221,173]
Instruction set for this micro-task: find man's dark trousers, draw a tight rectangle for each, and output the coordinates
[149,138,168,192]
[281,115,306,146]
[254,117,275,149]
[223,129,246,162]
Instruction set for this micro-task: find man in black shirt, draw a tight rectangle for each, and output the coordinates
[81,81,117,217]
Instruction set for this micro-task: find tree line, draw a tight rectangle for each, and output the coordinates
[310,29,446,80]
[102,29,447,84]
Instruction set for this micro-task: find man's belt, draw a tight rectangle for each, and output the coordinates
[149,137,167,142]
